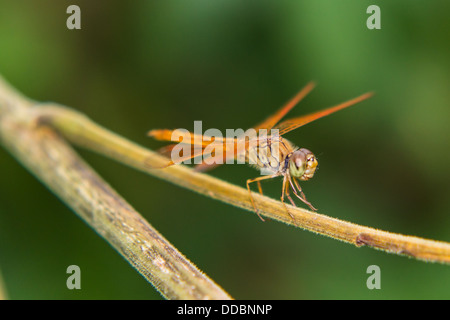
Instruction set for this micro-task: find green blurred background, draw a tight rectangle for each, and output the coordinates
[0,0,449,299]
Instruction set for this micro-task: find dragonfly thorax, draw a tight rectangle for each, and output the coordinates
[289,148,318,181]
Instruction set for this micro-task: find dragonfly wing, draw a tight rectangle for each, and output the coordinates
[148,129,233,147]
[194,137,247,172]
[274,92,373,136]
[148,129,239,169]
[195,82,316,172]
[150,88,372,171]
[194,153,230,172]
[253,82,316,131]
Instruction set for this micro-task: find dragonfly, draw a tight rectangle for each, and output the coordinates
[148,82,372,221]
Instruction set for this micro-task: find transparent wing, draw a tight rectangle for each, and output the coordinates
[195,82,316,172]
[274,92,373,136]
[253,81,316,131]
[147,129,242,169]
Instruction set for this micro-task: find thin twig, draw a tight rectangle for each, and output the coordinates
[0,266,8,300]
[33,103,450,264]
[0,75,232,300]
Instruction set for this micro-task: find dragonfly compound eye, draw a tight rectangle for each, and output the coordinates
[289,150,306,178]
[293,148,318,181]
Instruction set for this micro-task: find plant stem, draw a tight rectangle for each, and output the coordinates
[34,104,450,264]
[0,75,231,300]
[0,267,8,300]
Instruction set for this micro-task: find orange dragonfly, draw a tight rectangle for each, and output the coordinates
[148,82,372,221]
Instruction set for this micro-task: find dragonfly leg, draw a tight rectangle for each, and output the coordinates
[281,175,296,221]
[290,176,317,211]
[256,181,263,195]
[284,178,296,207]
[246,174,278,221]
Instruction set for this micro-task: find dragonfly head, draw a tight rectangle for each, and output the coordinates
[289,148,318,181]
